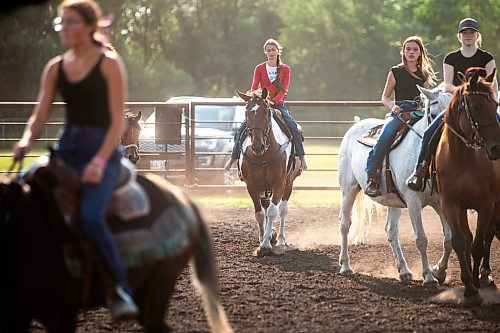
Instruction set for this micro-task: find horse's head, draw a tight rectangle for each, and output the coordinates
[122,110,142,164]
[449,67,500,159]
[236,88,272,155]
[29,148,81,224]
[418,85,452,124]
[0,176,27,237]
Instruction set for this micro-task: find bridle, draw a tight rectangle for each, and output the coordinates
[246,98,273,153]
[446,90,499,150]
[122,119,140,159]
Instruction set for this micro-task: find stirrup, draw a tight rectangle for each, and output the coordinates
[406,172,426,192]
[365,179,382,197]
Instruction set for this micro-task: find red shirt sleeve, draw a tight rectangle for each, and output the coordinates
[251,64,261,91]
[273,65,290,103]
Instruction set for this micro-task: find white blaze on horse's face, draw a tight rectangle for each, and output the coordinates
[250,103,259,114]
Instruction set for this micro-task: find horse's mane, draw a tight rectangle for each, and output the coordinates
[445,70,494,124]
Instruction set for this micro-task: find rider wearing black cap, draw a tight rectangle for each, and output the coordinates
[406,18,498,192]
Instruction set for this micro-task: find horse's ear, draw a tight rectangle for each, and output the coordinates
[469,69,482,90]
[49,146,57,160]
[485,67,496,83]
[417,85,438,101]
[236,90,251,102]
[134,111,142,121]
[262,88,268,99]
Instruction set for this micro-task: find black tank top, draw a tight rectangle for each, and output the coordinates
[390,65,425,101]
[443,49,494,86]
[58,53,110,128]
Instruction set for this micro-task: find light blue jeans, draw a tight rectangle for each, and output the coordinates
[365,100,421,176]
[57,126,131,294]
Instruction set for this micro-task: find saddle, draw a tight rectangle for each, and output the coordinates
[357,119,414,150]
[357,116,421,207]
[106,159,150,221]
[22,156,151,221]
[238,109,304,176]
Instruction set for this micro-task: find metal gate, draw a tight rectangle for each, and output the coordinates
[0,100,384,190]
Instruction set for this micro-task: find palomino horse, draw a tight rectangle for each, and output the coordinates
[0,150,232,333]
[434,68,499,305]
[236,89,302,256]
[338,88,453,285]
[122,110,142,165]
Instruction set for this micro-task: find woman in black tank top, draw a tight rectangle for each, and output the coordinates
[13,0,138,321]
[365,36,436,197]
[406,18,498,192]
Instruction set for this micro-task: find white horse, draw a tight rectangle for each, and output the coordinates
[338,87,453,285]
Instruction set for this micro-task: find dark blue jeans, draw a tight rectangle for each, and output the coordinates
[415,110,444,166]
[231,104,305,159]
[57,126,131,294]
[365,100,420,176]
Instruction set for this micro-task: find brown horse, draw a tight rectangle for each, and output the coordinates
[435,68,500,305]
[122,110,142,165]
[236,89,302,256]
[0,149,233,333]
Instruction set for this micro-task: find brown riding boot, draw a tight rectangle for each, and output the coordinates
[406,162,428,192]
[365,172,382,197]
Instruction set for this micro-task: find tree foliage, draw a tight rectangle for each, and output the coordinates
[0,0,498,101]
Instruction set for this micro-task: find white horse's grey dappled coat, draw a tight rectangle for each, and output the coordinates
[337,87,453,285]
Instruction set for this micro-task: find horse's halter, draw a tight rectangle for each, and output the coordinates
[246,97,272,153]
[448,91,499,150]
[122,119,140,161]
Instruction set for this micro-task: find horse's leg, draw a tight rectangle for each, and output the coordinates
[247,184,264,244]
[137,263,175,333]
[480,223,496,288]
[471,204,495,289]
[338,184,359,275]
[385,207,413,282]
[480,204,500,288]
[443,201,481,305]
[407,203,438,286]
[259,185,285,253]
[459,211,474,273]
[277,183,293,247]
[430,203,452,285]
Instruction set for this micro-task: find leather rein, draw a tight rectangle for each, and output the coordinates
[445,91,499,150]
[243,101,290,167]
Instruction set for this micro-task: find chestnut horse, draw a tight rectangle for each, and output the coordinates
[122,110,142,165]
[236,89,302,256]
[0,150,233,333]
[435,68,500,305]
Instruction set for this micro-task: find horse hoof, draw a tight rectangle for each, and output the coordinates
[255,246,275,257]
[339,267,354,275]
[276,239,287,247]
[480,276,496,289]
[462,293,482,307]
[423,279,439,288]
[431,266,447,285]
[399,273,413,282]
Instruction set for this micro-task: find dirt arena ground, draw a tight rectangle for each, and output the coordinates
[30,206,500,332]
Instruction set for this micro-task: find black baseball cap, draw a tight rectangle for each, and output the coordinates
[458,18,479,32]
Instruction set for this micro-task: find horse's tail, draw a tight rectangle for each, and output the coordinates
[190,204,233,333]
[349,191,382,245]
